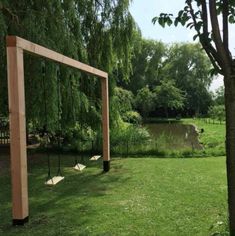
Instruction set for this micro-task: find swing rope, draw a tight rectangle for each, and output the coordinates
[56,67,63,177]
[80,79,86,164]
[42,62,52,181]
[69,75,78,165]
[44,66,64,186]
[87,79,101,161]
[70,76,86,171]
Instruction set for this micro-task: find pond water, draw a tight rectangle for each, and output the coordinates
[144,123,203,150]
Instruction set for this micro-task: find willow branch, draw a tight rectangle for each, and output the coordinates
[0,4,19,23]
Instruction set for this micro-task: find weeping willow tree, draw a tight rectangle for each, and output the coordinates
[0,0,135,139]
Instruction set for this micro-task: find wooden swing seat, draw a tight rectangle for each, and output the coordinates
[45,176,64,186]
[90,155,101,161]
[74,163,86,171]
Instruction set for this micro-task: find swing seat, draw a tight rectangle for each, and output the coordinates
[45,176,64,186]
[73,163,86,171]
[90,155,101,161]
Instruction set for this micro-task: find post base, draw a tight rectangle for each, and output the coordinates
[103,161,110,172]
[13,216,29,226]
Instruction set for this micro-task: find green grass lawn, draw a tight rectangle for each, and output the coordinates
[0,153,228,235]
[184,118,226,156]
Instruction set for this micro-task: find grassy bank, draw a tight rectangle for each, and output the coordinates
[184,118,225,156]
[0,154,228,235]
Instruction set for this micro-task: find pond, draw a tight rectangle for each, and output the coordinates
[144,123,203,150]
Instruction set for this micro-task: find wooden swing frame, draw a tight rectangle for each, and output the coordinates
[6,36,110,225]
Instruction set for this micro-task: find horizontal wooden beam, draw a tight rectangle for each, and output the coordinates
[6,36,108,79]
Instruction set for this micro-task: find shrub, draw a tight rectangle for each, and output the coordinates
[122,111,142,124]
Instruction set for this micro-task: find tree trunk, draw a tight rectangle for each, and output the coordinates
[224,73,235,235]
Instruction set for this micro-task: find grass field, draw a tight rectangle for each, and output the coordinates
[0,153,228,236]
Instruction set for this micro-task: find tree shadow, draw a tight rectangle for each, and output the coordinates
[0,153,130,235]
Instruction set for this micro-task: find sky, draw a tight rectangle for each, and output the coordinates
[129,0,227,92]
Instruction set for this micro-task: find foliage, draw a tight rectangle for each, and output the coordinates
[135,86,155,118]
[122,111,142,124]
[154,79,185,117]
[0,0,135,134]
[208,105,225,124]
[153,1,232,76]
[213,86,225,106]
[122,36,167,93]
[124,37,213,117]
[111,120,150,146]
[112,87,134,119]
[161,43,213,115]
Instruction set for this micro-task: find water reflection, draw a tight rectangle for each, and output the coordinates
[144,123,203,150]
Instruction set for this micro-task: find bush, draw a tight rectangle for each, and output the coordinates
[122,111,142,124]
[110,122,151,154]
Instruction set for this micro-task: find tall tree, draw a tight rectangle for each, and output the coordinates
[162,43,213,115]
[154,79,185,118]
[0,0,135,134]
[154,1,235,233]
[135,86,155,119]
[122,36,166,94]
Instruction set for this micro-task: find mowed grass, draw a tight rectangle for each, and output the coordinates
[0,154,228,236]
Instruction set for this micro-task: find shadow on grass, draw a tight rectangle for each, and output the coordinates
[0,153,130,235]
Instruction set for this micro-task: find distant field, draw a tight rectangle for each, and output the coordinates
[0,154,228,235]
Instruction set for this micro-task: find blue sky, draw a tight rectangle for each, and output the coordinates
[129,0,194,43]
[129,0,224,91]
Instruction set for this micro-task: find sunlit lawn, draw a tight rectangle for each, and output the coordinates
[0,154,228,235]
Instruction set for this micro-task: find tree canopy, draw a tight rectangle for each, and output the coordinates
[154,79,185,118]
[123,37,213,117]
[0,0,136,132]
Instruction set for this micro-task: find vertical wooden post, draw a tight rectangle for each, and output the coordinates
[101,77,110,172]
[7,45,29,225]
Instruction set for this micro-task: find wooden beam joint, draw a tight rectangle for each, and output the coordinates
[6,35,17,47]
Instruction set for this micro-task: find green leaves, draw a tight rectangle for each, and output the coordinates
[229,15,235,23]
[0,0,136,134]
[153,9,192,28]
[152,13,173,28]
[154,79,185,112]
[208,105,225,123]
[135,87,155,118]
